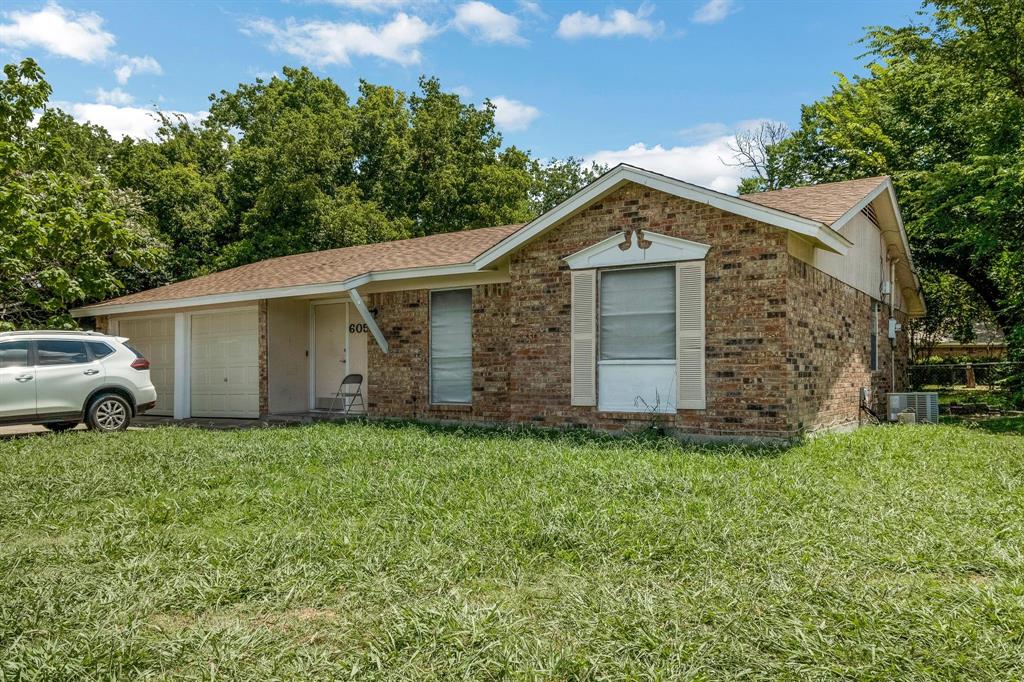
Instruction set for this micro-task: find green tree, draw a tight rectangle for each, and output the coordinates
[0,59,164,329]
[764,0,1024,358]
[528,157,607,214]
[110,114,232,280]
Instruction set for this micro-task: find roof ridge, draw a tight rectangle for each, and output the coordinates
[745,175,889,197]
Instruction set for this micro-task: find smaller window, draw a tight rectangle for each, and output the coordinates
[430,289,472,404]
[88,342,115,359]
[0,341,31,368]
[36,339,90,366]
[870,302,879,371]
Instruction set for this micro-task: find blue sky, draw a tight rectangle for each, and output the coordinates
[1,0,921,192]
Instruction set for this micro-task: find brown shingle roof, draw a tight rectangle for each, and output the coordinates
[91,224,523,309]
[741,176,887,226]
[83,174,893,313]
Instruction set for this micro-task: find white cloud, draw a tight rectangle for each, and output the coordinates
[692,0,735,25]
[490,96,539,131]
[243,12,438,67]
[0,2,115,62]
[556,4,663,40]
[93,87,134,105]
[453,1,524,44]
[58,102,207,140]
[587,138,744,194]
[518,1,545,18]
[114,55,162,84]
[452,84,473,98]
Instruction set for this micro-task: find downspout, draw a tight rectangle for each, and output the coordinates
[889,257,899,392]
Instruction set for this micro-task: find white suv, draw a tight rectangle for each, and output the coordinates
[0,331,158,432]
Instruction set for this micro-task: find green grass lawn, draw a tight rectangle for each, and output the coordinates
[1,422,1023,679]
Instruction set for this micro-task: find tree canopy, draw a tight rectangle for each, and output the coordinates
[0,59,163,329]
[737,0,1024,362]
[0,63,603,328]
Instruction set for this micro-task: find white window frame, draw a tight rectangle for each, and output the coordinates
[596,263,677,414]
[429,287,473,406]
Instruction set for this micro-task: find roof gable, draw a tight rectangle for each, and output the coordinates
[471,165,852,271]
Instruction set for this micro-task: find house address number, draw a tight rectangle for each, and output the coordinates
[349,323,369,334]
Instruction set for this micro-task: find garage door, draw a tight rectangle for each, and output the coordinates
[117,316,175,416]
[190,308,259,418]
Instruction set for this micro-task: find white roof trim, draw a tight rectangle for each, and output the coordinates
[71,261,490,317]
[564,230,710,270]
[473,164,851,270]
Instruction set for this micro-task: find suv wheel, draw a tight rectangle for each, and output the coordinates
[44,421,79,433]
[86,393,132,432]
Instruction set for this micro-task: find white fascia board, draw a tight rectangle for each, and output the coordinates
[70,280,355,317]
[473,164,850,270]
[71,262,495,318]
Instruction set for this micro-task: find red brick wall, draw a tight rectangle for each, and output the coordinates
[361,182,911,439]
[506,183,793,438]
[366,283,511,424]
[785,257,910,432]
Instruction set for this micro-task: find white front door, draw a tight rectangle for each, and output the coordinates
[0,340,36,418]
[190,308,259,418]
[117,316,175,415]
[313,303,347,409]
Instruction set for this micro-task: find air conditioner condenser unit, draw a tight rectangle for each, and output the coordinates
[888,392,939,424]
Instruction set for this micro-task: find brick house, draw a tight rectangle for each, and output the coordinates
[73,165,925,440]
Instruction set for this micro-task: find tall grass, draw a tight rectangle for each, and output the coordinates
[1,422,1022,679]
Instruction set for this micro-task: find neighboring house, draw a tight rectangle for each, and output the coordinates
[929,323,1007,361]
[72,165,925,440]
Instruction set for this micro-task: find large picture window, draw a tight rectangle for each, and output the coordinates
[598,266,677,412]
[430,289,472,404]
[600,267,676,360]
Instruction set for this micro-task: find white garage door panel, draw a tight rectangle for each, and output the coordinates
[117,316,175,415]
[190,308,259,418]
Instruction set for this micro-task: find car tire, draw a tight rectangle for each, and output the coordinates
[43,421,79,433]
[85,393,132,432]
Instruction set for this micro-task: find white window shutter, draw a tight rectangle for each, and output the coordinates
[570,269,597,406]
[676,261,706,409]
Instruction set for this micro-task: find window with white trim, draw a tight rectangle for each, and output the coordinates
[597,266,677,412]
[430,289,472,404]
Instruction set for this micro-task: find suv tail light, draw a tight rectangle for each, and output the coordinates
[130,357,150,370]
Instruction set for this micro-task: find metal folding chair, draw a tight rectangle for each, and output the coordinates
[329,373,364,415]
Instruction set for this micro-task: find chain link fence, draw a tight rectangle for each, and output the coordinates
[908,362,1023,414]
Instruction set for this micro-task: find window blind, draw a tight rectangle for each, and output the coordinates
[430,289,472,403]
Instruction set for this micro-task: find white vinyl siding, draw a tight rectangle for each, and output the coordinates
[430,289,472,404]
[570,270,597,406]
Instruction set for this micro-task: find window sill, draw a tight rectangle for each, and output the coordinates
[597,359,676,366]
[429,402,473,411]
[596,410,677,419]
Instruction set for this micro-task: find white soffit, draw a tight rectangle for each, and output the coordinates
[564,230,710,270]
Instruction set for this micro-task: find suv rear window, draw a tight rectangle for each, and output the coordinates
[88,341,115,359]
[125,344,146,359]
[36,340,90,366]
[0,341,31,368]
